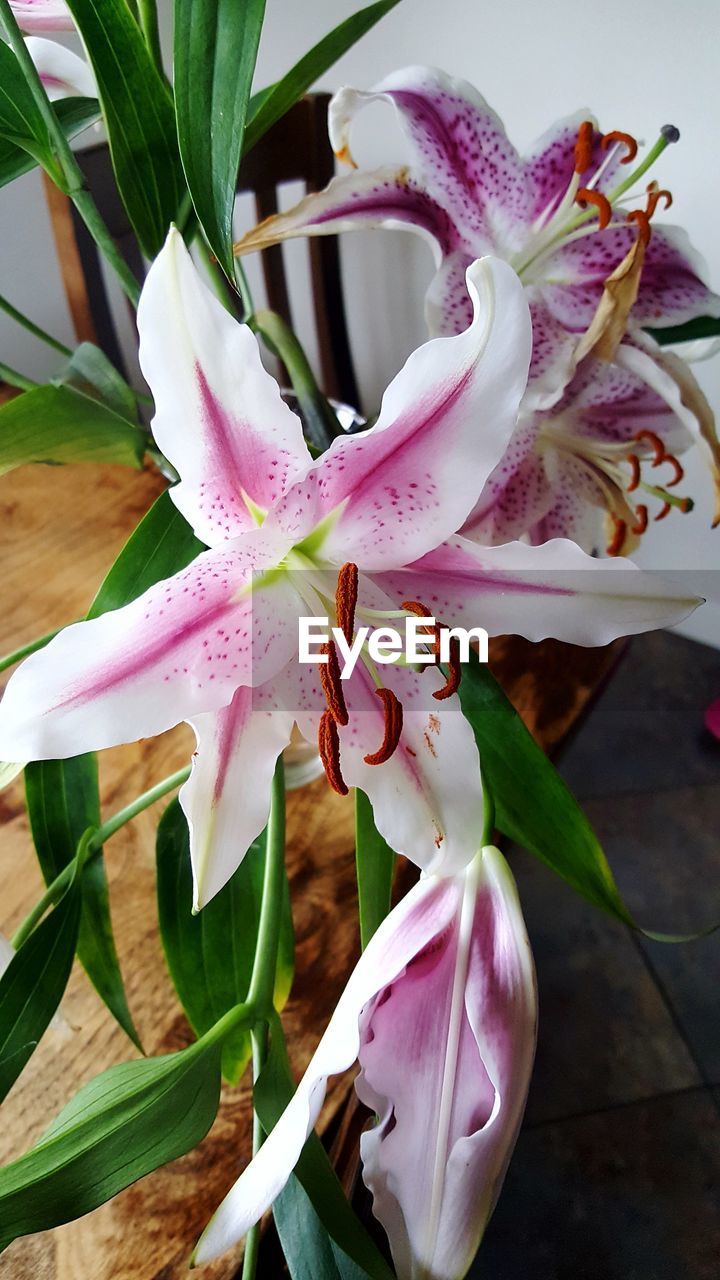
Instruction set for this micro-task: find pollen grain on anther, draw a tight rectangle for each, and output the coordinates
[626,453,641,492]
[364,687,404,766]
[607,517,627,556]
[635,429,666,465]
[318,709,348,795]
[627,208,652,246]
[574,120,595,173]
[631,504,649,535]
[336,562,359,646]
[433,636,462,701]
[601,129,638,163]
[319,640,348,726]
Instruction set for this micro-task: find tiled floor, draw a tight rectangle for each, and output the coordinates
[472,630,720,1279]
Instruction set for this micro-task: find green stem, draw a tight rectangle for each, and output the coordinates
[137,0,164,76]
[242,1025,269,1280]
[247,759,286,1010]
[234,258,255,322]
[0,292,72,357]
[0,362,36,392]
[197,999,257,1051]
[0,0,141,308]
[11,765,190,948]
[254,309,343,453]
[0,624,66,674]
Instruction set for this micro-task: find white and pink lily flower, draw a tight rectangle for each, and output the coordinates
[462,352,700,554]
[194,844,537,1278]
[0,230,700,908]
[234,66,720,410]
[25,35,96,100]
[8,0,74,31]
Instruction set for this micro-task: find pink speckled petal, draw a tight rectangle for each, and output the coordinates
[234,165,459,260]
[462,441,554,546]
[330,68,531,254]
[0,532,302,761]
[182,686,295,908]
[562,355,692,453]
[138,230,312,546]
[25,37,95,99]
[383,535,700,645]
[524,109,602,222]
[9,0,74,31]
[629,225,720,328]
[194,871,462,1264]
[525,295,578,407]
[270,257,531,569]
[358,847,536,1280]
[424,249,475,336]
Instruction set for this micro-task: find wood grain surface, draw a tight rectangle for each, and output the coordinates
[0,460,622,1279]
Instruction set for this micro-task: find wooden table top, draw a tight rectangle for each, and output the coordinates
[0,460,621,1279]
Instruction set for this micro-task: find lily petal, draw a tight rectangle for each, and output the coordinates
[631,225,720,329]
[194,871,462,1264]
[524,109,605,221]
[182,687,294,909]
[383,534,701,645]
[329,68,529,255]
[9,0,74,31]
[234,165,459,261]
[0,535,301,761]
[270,257,532,569]
[358,847,536,1280]
[138,229,313,546]
[25,37,96,100]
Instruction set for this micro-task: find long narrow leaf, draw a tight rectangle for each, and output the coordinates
[0,39,59,179]
[87,489,204,617]
[65,0,185,257]
[245,0,402,156]
[274,1175,371,1280]
[0,96,98,190]
[25,756,140,1050]
[0,383,145,474]
[646,315,720,345]
[174,0,266,274]
[354,790,395,950]
[0,881,81,1103]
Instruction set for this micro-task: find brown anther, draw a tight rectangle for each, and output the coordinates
[626,453,641,491]
[634,429,666,465]
[401,600,441,658]
[607,517,627,556]
[433,636,462,701]
[574,121,595,173]
[363,687,404,766]
[665,456,684,487]
[654,501,672,522]
[645,184,673,217]
[576,188,613,229]
[631,504,649,535]
[319,641,348,726]
[318,709,348,795]
[335,562,358,647]
[627,208,652,246]
[600,130,638,164]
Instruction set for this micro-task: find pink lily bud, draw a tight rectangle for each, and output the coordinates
[195,847,537,1280]
[9,0,75,32]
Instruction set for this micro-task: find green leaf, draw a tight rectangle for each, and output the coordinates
[87,488,204,617]
[65,0,186,258]
[245,0,402,156]
[157,798,294,1082]
[0,383,145,474]
[0,40,61,183]
[174,0,266,274]
[25,756,140,1050]
[274,1175,371,1280]
[254,1016,395,1280]
[0,880,82,1104]
[646,315,720,346]
[0,96,99,190]
[354,790,394,950]
[56,342,138,422]
[0,1038,222,1251]
[458,654,632,924]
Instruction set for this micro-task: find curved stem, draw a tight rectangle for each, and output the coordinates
[254,309,343,453]
[0,292,72,357]
[12,765,190,948]
[247,759,287,1010]
[0,362,36,392]
[0,0,141,307]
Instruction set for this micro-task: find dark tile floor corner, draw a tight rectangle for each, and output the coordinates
[470,630,720,1279]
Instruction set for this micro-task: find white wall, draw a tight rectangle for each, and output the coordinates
[2,0,718,641]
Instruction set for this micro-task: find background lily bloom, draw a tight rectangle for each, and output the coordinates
[0,232,700,908]
[194,845,537,1280]
[24,35,96,100]
[8,0,74,31]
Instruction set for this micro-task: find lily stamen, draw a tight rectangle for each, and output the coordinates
[318,709,348,795]
[336,561,359,646]
[627,207,652,245]
[645,182,673,217]
[601,130,638,163]
[607,516,628,556]
[433,637,462,701]
[631,504,649,535]
[364,687,404,765]
[574,120,595,173]
[319,640,349,726]
[575,188,612,229]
